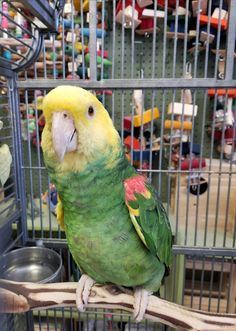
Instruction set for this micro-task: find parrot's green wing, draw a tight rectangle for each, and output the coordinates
[124,174,173,266]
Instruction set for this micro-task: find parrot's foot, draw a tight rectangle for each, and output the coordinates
[76,274,95,312]
[133,288,152,322]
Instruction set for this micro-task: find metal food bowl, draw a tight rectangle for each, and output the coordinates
[0,247,62,283]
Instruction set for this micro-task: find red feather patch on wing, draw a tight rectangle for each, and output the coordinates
[124,175,150,201]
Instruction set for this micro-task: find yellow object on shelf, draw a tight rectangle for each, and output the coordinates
[164,120,192,130]
[74,41,86,52]
[36,96,44,110]
[74,0,102,12]
[133,107,159,127]
[9,9,16,18]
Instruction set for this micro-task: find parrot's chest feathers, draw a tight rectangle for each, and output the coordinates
[59,152,130,217]
[61,161,131,262]
[64,184,134,283]
[63,166,127,226]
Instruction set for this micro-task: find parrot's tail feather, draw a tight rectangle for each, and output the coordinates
[0,279,235,331]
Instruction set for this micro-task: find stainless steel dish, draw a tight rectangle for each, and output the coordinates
[0,246,62,283]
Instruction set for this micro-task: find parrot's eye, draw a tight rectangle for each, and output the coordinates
[63,112,68,119]
[88,106,95,117]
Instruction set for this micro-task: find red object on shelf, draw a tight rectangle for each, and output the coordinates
[225,128,236,147]
[116,0,143,17]
[172,153,180,162]
[116,0,162,31]
[208,89,236,98]
[199,14,228,30]
[124,116,132,131]
[157,0,186,9]
[181,159,206,170]
[136,17,156,33]
[84,48,109,58]
[95,90,113,96]
[214,130,222,141]
[213,129,236,147]
[124,136,141,149]
[97,22,108,29]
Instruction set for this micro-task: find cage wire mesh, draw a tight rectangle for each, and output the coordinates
[0,0,236,330]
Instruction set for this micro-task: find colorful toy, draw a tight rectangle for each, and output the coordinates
[85,48,109,58]
[167,102,198,117]
[116,0,142,29]
[170,139,207,195]
[80,28,107,38]
[208,89,236,98]
[124,107,160,131]
[1,2,9,39]
[199,8,228,31]
[181,158,206,170]
[167,6,190,35]
[21,106,36,141]
[73,0,102,12]
[65,44,79,56]
[76,66,109,80]
[191,0,207,17]
[2,50,11,60]
[207,92,235,159]
[15,12,23,38]
[116,0,160,35]
[166,63,206,193]
[85,53,112,66]
[42,183,58,214]
[164,120,192,130]
[157,0,186,10]
[136,17,160,35]
[123,89,160,170]
[63,17,81,29]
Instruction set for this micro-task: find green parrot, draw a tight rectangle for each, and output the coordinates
[41,85,172,321]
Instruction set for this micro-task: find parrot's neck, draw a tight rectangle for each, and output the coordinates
[54,144,135,220]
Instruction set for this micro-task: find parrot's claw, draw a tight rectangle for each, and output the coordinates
[76,274,95,312]
[133,288,152,322]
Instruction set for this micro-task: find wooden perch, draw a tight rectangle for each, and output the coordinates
[0,280,236,330]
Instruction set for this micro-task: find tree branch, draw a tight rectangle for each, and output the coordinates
[0,279,235,331]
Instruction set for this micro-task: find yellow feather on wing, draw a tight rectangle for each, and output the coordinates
[127,208,148,248]
[56,195,64,230]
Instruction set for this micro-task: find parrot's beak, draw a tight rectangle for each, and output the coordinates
[52,112,78,162]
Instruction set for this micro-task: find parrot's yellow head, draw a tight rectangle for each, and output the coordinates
[42,86,120,172]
